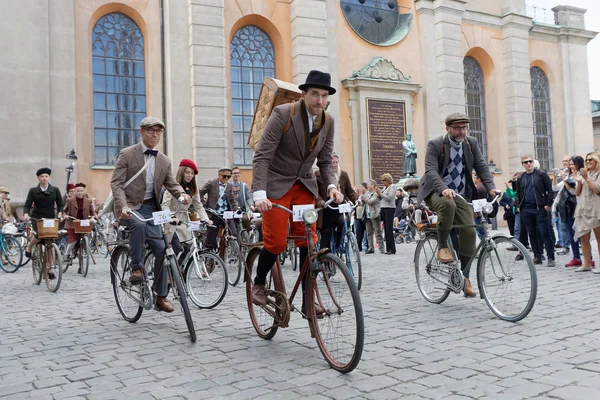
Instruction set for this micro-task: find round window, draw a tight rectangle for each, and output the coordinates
[340,0,413,46]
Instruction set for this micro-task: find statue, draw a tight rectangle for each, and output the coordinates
[402,133,417,176]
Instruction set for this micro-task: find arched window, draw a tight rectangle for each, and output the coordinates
[531,67,553,171]
[92,13,146,165]
[463,56,487,161]
[230,25,275,165]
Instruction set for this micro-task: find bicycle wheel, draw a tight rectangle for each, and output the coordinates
[245,247,280,340]
[95,231,109,257]
[185,250,228,309]
[414,234,450,304]
[45,243,63,292]
[169,257,196,342]
[143,251,155,280]
[224,239,242,286]
[17,235,31,267]
[32,244,43,285]
[291,242,299,272]
[1,235,22,273]
[79,236,90,277]
[345,232,362,291]
[477,236,537,322]
[240,231,250,260]
[110,246,143,322]
[60,235,70,273]
[307,253,364,373]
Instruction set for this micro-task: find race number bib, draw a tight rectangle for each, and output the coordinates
[43,219,55,228]
[80,220,90,227]
[472,199,488,213]
[188,221,200,232]
[152,211,171,225]
[338,203,352,213]
[223,211,234,220]
[292,204,315,222]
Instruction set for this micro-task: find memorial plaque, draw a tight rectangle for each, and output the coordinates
[366,99,406,182]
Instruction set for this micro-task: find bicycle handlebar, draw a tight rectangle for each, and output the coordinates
[272,198,335,215]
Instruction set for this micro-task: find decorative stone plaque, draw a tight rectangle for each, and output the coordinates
[366,99,406,181]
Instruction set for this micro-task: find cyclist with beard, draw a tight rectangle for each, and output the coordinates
[416,113,496,297]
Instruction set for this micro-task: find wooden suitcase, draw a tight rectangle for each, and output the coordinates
[248,77,302,151]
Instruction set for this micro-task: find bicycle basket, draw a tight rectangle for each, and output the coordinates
[36,219,59,239]
[73,219,94,234]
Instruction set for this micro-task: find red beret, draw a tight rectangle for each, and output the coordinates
[66,184,75,190]
[179,159,198,175]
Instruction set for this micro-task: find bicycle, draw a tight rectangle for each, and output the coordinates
[413,192,537,322]
[237,209,261,261]
[64,216,95,277]
[109,204,196,342]
[14,221,32,267]
[29,219,63,292]
[325,202,362,291]
[89,221,109,258]
[0,222,23,273]
[244,199,364,373]
[205,208,243,286]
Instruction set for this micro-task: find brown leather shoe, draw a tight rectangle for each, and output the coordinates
[252,284,268,306]
[436,248,454,263]
[129,269,143,284]
[464,278,477,298]
[156,297,174,313]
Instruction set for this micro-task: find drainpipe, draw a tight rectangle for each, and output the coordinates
[160,0,167,154]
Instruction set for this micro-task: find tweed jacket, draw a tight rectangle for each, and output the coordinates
[361,190,381,219]
[417,135,494,204]
[199,178,238,214]
[339,170,358,204]
[161,190,208,242]
[24,184,63,219]
[252,101,336,200]
[110,143,184,217]
[63,196,95,230]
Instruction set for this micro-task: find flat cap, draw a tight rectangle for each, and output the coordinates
[445,113,470,126]
[140,116,165,129]
[0,186,9,194]
[36,167,52,176]
[218,166,232,173]
[402,178,421,191]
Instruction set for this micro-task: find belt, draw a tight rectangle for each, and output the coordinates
[143,198,155,205]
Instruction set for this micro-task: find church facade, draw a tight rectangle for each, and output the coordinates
[0,0,597,203]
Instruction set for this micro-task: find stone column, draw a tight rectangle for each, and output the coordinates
[290,0,340,154]
[415,0,466,139]
[189,0,228,182]
[501,12,534,172]
[500,0,527,15]
[553,6,597,156]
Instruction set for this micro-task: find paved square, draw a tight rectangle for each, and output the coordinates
[1,234,599,399]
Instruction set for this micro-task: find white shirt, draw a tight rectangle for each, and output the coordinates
[307,109,317,132]
[141,143,156,200]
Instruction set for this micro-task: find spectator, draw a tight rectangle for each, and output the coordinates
[0,187,19,221]
[573,152,600,273]
[361,179,384,254]
[473,173,488,240]
[379,173,397,255]
[555,156,583,267]
[500,181,516,237]
[354,183,367,252]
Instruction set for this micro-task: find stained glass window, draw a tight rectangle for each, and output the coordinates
[230,25,274,165]
[531,67,553,171]
[464,56,488,162]
[92,13,146,165]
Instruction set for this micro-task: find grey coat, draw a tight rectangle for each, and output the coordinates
[252,101,336,199]
[361,190,381,219]
[417,135,495,204]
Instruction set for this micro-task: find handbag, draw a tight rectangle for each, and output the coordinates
[100,159,151,216]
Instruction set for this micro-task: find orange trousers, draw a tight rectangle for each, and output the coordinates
[262,182,318,254]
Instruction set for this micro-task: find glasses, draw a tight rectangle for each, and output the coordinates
[145,128,163,135]
[586,159,594,162]
[522,160,534,164]
[451,126,468,131]
[220,174,231,179]
[232,172,240,175]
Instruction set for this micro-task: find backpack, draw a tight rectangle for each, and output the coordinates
[249,102,331,151]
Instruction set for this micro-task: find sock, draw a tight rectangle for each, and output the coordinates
[254,247,278,286]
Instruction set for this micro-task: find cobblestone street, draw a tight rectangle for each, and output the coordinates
[2,233,600,399]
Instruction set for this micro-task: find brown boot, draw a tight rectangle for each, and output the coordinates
[436,248,454,263]
[464,278,477,298]
[156,297,174,313]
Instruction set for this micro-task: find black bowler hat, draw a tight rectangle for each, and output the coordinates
[298,70,336,95]
[36,167,52,176]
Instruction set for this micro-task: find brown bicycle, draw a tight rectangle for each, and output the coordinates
[30,219,63,292]
[244,199,364,373]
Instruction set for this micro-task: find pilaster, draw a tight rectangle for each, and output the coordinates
[502,12,534,172]
[189,0,228,183]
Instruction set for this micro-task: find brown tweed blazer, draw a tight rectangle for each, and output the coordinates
[252,101,336,200]
[199,178,238,212]
[110,143,184,217]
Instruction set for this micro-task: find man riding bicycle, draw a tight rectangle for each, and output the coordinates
[417,113,496,297]
[251,70,343,311]
[111,116,191,313]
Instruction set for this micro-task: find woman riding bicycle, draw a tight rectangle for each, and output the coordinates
[161,159,211,263]
[62,182,96,273]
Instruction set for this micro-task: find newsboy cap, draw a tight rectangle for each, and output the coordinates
[140,116,165,129]
[0,187,9,194]
[36,167,52,176]
[218,166,232,174]
[445,113,470,126]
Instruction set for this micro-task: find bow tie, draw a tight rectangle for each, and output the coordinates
[144,149,158,157]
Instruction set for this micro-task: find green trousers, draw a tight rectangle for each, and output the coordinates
[425,193,477,260]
